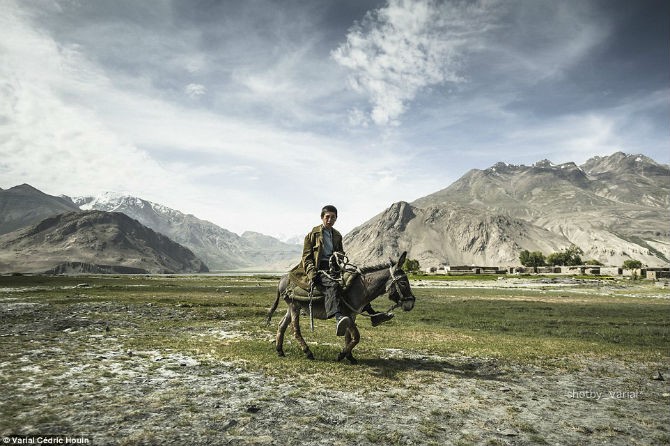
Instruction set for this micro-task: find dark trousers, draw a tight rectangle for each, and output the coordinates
[315,271,342,319]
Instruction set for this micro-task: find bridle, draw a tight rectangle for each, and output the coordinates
[385,263,416,311]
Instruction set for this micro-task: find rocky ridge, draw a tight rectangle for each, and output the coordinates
[345,152,670,268]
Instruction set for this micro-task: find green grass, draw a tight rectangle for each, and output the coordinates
[409,274,504,281]
[1,274,668,390]
[408,289,669,352]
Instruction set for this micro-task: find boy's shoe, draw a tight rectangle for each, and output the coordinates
[370,312,394,327]
[335,315,351,336]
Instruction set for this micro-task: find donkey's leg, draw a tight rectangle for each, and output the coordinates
[337,324,361,364]
[337,331,351,362]
[289,305,314,360]
[275,309,291,357]
[346,325,361,364]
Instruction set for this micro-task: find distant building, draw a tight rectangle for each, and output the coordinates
[646,268,670,280]
[421,264,670,279]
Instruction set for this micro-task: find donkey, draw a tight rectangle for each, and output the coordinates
[266,252,415,363]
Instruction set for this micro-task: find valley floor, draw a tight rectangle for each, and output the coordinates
[1,275,668,445]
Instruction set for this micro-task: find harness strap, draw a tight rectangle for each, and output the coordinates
[308,282,315,331]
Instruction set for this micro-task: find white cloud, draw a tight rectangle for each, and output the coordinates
[0,2,178,197]
[504,114,619,164]
[0,1,419,237]
[347,108,370,127]
[332,0,496,126]
[184,83,206,99]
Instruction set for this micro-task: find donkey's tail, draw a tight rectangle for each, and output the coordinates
[266,276,287,326]
[265,289,281,326]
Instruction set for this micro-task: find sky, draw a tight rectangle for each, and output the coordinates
[1,0,668,240]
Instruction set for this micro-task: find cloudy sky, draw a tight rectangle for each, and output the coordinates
[1,0,668,240]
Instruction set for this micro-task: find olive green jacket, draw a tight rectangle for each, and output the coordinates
[289,224,344,290]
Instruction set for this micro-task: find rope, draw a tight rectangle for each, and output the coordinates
[340,295,398,318]
[313,253,409,320]
[332,254,400,318]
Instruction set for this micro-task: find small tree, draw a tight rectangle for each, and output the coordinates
[403,258,421,273]
[622,259,642,270]
[519,250,546,267]
[547,245,583,266]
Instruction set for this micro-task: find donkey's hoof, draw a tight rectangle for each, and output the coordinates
[336,351,346,362]
[277,350,285,357]
[346,354,358,365]
[305,351,315,360]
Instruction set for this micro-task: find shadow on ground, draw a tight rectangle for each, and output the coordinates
[356,355,507,381]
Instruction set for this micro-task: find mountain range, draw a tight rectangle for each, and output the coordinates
[73,194,300,270]
[1,151,667,273]
[0,185,300,274]
[0,210,207,274]
[344,152,669,268]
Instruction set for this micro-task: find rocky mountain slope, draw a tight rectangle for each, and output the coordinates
[345,202,572,267]
[345,152,670,268]
[0,211,208,274]
[73,194,300,270]
[0,184,80,235]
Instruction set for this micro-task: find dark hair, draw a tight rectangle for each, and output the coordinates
[320,205,338,218]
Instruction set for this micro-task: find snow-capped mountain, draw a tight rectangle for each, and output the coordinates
[72,194,301,270]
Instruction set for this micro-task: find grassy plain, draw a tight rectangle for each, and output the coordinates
[1,274,668,445]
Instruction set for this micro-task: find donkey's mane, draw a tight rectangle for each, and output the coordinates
[358,261,393,274]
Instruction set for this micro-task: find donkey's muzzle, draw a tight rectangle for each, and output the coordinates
[401,296,415,311]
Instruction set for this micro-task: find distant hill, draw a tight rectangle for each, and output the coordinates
[0,184,80,235]
[73,193,300,270]
[345,152,670,268]
[0,211,208,274]
[0,185,301,272]
[240,231,303,269]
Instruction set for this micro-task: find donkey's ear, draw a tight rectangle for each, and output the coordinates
[397,251,407,269]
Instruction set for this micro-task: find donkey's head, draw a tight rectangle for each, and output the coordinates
[386,251,415,312]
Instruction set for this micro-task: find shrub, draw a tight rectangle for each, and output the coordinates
[547,245,583,266]
[622,259,642,270]
[519,250,546,267]
[403,258,421,273]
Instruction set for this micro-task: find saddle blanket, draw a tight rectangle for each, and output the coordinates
[288,271,358,302]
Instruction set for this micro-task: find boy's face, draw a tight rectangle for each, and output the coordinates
[321,211,337,229]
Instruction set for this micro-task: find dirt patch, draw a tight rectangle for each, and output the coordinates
[2,343,667,445]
